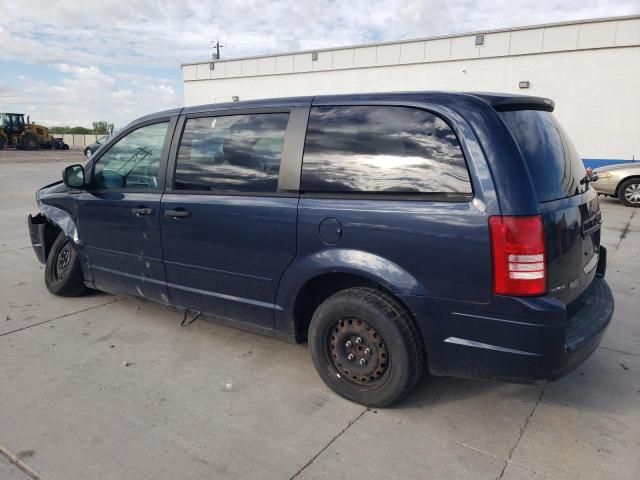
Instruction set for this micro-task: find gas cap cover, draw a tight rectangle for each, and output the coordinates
[319,218,342,245]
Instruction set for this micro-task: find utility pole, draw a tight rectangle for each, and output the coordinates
[211,40,225,60]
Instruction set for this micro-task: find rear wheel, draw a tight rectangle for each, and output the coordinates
[618,178,640,207]
[45,232,86,296]
[308,287,425,407]
[21,133,38,150]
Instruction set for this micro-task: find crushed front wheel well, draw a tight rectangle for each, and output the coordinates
[31,214,63,261]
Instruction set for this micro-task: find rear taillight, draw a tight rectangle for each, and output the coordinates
[489,215,546,296]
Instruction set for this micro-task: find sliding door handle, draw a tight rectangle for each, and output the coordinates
[131,207,154,216]
[164,208,191,219]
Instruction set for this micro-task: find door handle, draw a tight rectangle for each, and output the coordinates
[131,207,154,216]
[164,208,191,219]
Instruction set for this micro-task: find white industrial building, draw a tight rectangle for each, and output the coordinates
[182,15,640,166]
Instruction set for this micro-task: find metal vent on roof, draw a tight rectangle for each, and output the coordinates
[475,34,485,46]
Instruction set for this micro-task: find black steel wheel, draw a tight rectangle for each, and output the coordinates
[309,287,425,407]
[45,231,86,296]
[327,317,390,386]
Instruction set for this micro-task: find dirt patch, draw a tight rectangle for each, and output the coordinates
[0,148,86,164]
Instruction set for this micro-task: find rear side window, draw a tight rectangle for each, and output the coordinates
[301,106,472,196]
[175,113,289,193]
[500,111,586,202]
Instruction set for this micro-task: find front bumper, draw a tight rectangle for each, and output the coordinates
[27,213,47,264]
[402,274,614,383]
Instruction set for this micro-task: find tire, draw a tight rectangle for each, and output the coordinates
[45,232,86,296]
[22,133,38,150]
[0,135,6,149]
[308,287,425,407]
[62,144,70,150]
[618,178,640,207]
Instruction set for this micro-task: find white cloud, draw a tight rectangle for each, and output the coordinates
[0,0,637,126]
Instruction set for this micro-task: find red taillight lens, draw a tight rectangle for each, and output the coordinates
[489,215,546,296]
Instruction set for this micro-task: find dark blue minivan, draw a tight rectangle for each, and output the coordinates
[28,92,614,406]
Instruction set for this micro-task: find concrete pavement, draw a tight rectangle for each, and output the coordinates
[0,159,638,480]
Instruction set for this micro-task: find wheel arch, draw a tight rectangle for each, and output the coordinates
[274,249,428,341]
[615,175,640,197]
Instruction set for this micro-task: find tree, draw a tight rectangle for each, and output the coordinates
[92,121,115,135]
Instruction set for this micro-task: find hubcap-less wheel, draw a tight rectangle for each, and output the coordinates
[54,244,72,281]
[328,317,389,385]
[624,183,640,205]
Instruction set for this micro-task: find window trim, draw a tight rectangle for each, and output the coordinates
[86,116,177,194]
[299,103,474,200]
[165,107,310,197]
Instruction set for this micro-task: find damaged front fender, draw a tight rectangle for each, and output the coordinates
[28,204,81,264]
[39,204,80,245]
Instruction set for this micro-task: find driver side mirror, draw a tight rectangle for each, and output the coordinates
[63,164,85,189]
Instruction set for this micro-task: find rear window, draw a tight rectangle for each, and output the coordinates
[301,106,472,197]
[500,111,587,202]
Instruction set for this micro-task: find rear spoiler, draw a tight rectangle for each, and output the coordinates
[469,93,555,112]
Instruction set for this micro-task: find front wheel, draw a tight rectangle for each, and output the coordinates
[308,287,425,407]
[45,232,86,296]
[618,178,640,207]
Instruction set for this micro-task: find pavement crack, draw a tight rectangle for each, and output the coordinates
[496,386,545,480]
[599,345,640,358]
[289,407,368,479]
[0,444,44,480]
[0,297,124,337]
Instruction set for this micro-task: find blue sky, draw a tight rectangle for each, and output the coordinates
[1,0,638,129]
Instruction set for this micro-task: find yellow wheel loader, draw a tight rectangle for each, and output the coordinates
[0,113,66,150]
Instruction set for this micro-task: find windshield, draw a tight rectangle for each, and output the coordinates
[501,110,587,202]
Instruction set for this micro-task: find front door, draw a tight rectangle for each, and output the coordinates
[160,110,301,328]
[77,119,174,302]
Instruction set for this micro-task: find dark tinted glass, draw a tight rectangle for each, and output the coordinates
[501,110,586,202]
[93,122,168,190]
[301,106,471,195]
[175,113,289,192]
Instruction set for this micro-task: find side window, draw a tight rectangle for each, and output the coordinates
[93,122,168,190]
[301,106,472,196]
[174,113,289,193]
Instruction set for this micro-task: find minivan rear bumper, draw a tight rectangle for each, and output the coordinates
[401,275,614,383]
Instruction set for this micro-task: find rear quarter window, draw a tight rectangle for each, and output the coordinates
[500,111,587,202]
[301,105,472,198]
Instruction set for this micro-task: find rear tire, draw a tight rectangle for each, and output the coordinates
[308,287,425,407]
[22,133,38,150]
[0,135,6,149]
[45,232,86,296]
[618,178,640,207]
